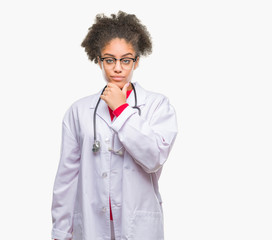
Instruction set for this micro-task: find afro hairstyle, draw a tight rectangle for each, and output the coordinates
[81,11,152,64]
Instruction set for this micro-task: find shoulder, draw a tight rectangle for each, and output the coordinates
[62,90,101,122]
[70,93,97,109]
[135,82,169,105]
[134,82,176,119]
[146,89,168,102]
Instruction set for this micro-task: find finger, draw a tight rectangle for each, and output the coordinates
[108,82,120,90]
[103,88,110,95]
[100,94,107,101]
[122,82,130,94]
[107,83,114,88]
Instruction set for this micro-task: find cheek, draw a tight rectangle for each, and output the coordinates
[103,68,111,76]
[125,69,134,77]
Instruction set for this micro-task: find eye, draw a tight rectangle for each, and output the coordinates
[105,58,115,64]
[121,58,132,65]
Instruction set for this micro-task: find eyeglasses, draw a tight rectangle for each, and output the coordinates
[99,56,138,70]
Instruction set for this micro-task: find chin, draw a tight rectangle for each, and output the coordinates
[110,80,127,89]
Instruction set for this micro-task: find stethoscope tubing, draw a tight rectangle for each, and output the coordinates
[131,82,141,116]
[93,85,107,143]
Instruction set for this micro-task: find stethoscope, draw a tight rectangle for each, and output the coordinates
[92,82,141,153]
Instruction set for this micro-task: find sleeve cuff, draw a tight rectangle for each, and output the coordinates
[51,228,72,240]
[111,106,138,132]
[113,103,129,117]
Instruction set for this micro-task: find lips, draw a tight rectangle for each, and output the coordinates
[111,76,125,81]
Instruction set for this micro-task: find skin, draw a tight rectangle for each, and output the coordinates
[98,38,139,111]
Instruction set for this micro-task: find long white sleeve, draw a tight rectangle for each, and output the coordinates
[51,110,81,240]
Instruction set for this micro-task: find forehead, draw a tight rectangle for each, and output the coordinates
[101,38,135,56]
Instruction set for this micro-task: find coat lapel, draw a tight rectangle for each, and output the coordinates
[126,82,146,108]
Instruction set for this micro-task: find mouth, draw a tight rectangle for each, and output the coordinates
[111,76,125,81]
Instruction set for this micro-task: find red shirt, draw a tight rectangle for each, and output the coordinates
[108,89,133,220]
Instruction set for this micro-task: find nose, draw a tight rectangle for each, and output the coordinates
[113,59,122,73]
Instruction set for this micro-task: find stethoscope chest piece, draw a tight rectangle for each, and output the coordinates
[92,140,100,153]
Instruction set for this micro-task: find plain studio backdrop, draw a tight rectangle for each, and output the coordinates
[0,0,271,239]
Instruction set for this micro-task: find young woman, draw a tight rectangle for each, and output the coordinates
[51,11,178,240]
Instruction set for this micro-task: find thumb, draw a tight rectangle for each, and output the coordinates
[122,82,130,94]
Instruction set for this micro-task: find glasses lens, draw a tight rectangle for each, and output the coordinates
[120,58,134,70]
[102,58,115,69]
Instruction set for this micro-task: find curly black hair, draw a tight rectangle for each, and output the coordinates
[81,11,152,64]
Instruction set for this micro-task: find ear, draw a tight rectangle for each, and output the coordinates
[134,56,140,70]
[97,56,102,69]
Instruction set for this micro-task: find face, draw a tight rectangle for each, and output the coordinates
[98,38,139,89]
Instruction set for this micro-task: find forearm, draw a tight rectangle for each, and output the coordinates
[111,102,178,173]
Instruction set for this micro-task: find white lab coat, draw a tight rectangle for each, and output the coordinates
[51,82,178,240]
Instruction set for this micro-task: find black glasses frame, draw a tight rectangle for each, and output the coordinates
[99,56,138,63]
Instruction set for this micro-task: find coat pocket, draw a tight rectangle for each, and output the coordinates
[72,212,83,240]
[128,210,164,240]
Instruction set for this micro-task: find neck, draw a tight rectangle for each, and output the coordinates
[127,83,133,91]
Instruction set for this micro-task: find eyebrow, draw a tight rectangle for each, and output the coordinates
[103,53,134,57]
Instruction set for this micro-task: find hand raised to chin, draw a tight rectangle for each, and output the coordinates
[100,82,130,110]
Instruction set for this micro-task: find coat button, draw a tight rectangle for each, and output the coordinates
[102,207,107,212]
[105,138,110,143]
[102,172,107,178]
[116,150,123,155]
